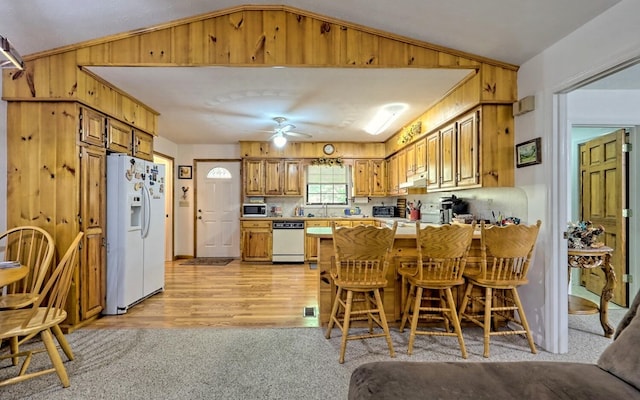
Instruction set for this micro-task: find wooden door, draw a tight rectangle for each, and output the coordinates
[456,111,479,187]
[195,161,241,258]
[579,129,628,306]
[440,122,456,189]
[426,132,440,190]
[80,145,106,319]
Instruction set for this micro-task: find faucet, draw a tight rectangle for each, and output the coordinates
[322,202,328,217]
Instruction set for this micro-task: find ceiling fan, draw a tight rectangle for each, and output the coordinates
[266,117,312,147]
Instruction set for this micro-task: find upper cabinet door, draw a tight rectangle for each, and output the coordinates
[456,111,479,187]
[439,122,457,189]
[107,119,132,154]
[282,160,303,196]
[80,107,106,147]
[133,130,154,161]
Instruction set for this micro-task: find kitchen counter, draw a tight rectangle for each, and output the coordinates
[307,224,481,239]
[240,216,378,221]
[308,225,482,324]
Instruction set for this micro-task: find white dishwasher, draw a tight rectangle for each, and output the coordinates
[272,220,305,263]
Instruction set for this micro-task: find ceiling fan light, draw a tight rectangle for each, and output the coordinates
[273,133,287,147]
[364,103,407,135]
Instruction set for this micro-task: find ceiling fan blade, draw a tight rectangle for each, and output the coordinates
[280,124,295,133]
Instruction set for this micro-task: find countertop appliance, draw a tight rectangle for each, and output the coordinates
[105,154,166,315]
[272,220,305,263]
[243,203,267,217]
[439,195,468,224]
[372,206,398,217]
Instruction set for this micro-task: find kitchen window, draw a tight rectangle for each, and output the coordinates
[306,165,348,205]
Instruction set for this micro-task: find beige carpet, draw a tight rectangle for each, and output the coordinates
[0,308,628,400]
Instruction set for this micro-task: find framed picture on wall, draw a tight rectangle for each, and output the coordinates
[178,165,192,179]
[515,137,542,168]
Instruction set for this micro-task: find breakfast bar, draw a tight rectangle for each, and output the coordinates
[307,225,482,324]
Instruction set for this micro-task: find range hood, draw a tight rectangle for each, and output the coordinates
[399,173,428,189]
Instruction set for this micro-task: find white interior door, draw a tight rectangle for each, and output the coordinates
[196,161,241,257]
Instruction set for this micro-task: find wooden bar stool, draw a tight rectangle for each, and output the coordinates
[399,222,475,358]
[459,220,541,357]
[325,222,397,364]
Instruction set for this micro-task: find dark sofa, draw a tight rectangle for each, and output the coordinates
[348,290,640,399]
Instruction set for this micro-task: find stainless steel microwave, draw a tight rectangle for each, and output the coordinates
[242,203,267,217]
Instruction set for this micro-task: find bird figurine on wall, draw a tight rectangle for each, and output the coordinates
[181,186,189,200]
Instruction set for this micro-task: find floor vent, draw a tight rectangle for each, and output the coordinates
[303,306,317,317]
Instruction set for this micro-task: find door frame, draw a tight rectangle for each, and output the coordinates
[153,152,175,261]
[192,158,243,257]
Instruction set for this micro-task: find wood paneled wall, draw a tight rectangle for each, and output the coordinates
[2,5,517,146]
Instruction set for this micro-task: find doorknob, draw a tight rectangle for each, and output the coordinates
[198,216,202,220]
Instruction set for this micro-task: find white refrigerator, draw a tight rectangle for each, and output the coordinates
[105,154,166,315]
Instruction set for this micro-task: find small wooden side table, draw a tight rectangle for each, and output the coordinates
[568,246,616,338]
[0,264,28,287]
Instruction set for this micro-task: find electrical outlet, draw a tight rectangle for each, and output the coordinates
[487,198,493,205]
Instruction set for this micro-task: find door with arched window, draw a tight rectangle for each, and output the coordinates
[195,161,241,257]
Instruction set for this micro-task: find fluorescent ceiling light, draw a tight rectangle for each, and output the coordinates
[0,35,24,70]
[364,103,408,135]
[273,133,287,147]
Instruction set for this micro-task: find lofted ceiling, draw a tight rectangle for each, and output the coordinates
[1,0,623,145]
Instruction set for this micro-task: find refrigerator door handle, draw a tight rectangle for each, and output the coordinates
[141,183,152,239]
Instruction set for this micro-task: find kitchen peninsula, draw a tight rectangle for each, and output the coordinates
[307,224,483,324]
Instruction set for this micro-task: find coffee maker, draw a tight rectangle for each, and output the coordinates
[439,199,453,224]
[439,195,468,224]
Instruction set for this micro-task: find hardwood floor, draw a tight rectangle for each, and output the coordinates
[87,259,320,329]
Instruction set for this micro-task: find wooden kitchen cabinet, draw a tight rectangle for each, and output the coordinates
[352,159,386,197]
[6,101,109,332]
[80,107,106,147]
[456,111,480,187]
[244,160,265,195]
[305,220,330,262]
[132,129,154,161]
[426,109,479,191]
[414,138,427,175]
[386,155,399,195]
[283,160,303,195]
[241,220,272,261]
[107,118,132,154]
[264,160,282,195]
[405,144,416,177]
[423,106,512,192]
[79,145,107,320]
[397,149,408,195]
[244,159,303,196]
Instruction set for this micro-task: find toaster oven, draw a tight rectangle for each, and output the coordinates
[372,206,397,217]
